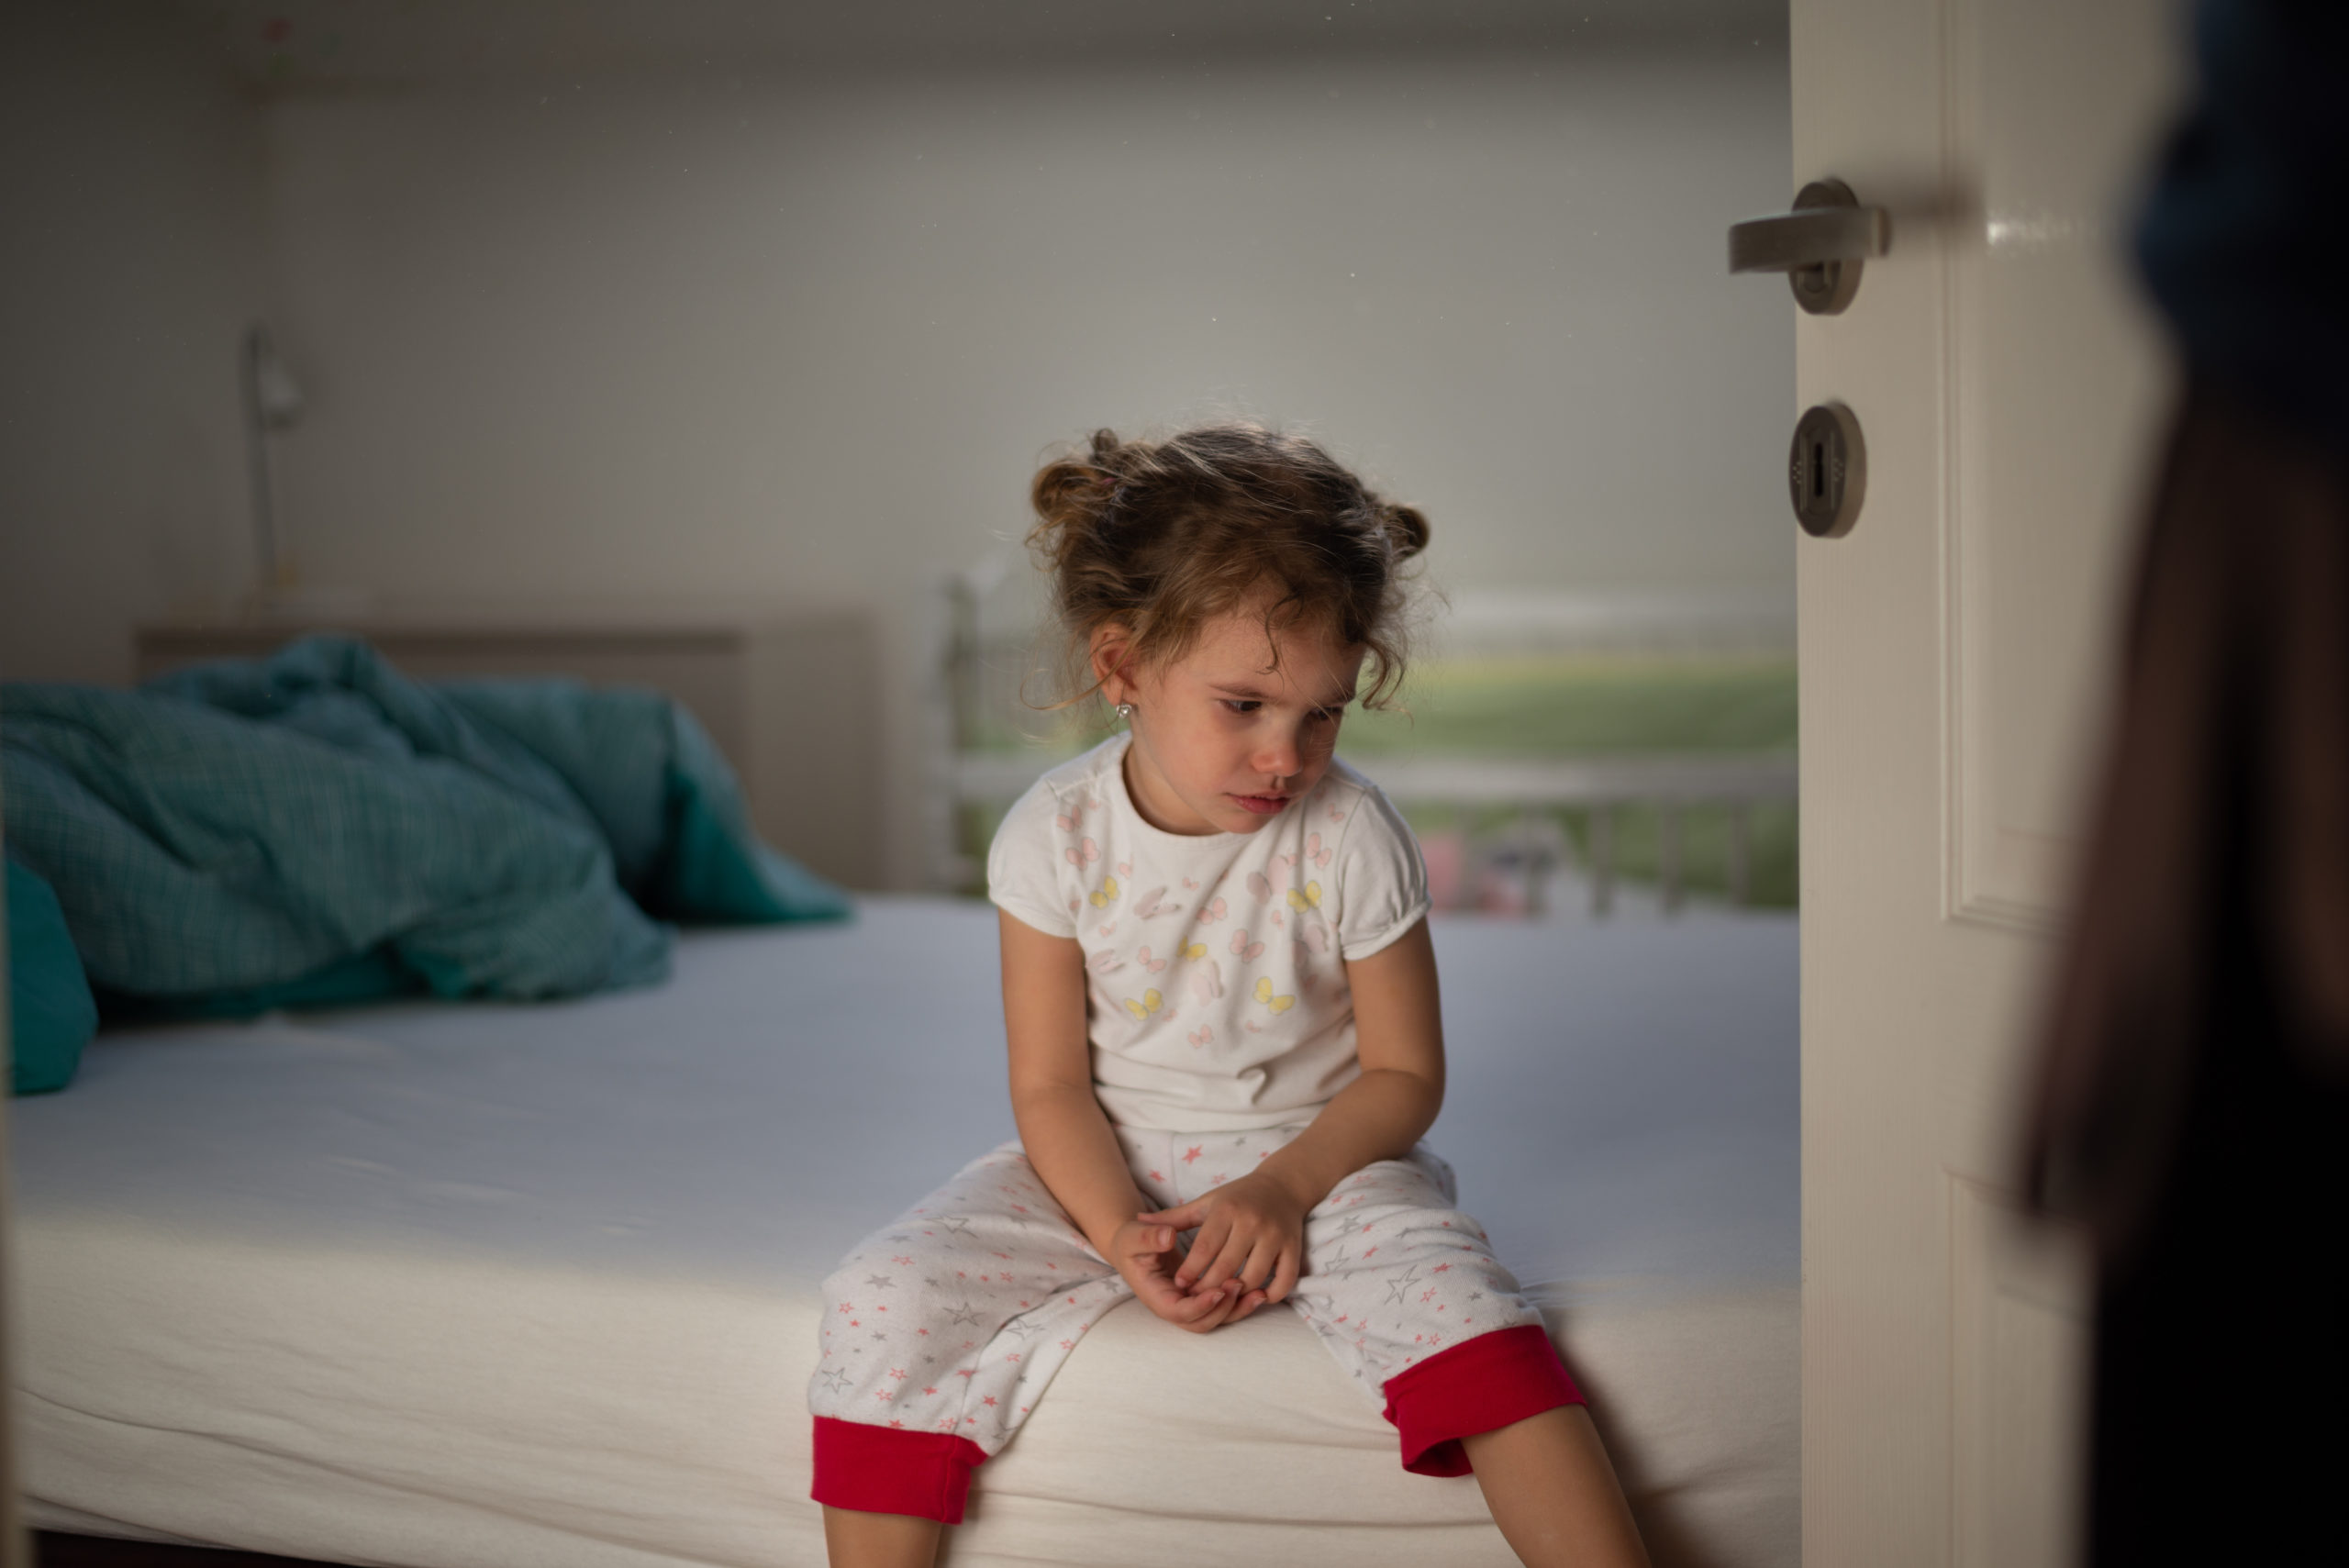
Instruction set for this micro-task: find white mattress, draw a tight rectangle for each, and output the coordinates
[9,895,1798,1567]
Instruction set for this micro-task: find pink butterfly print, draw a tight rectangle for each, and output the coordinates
[1181,876,1199,890]
[1269,907,1285,929]
[1245,1019,1266,1034]
[1306,832,1331,869]
[1328,805,1344,823]
[1230,930,1266,962]
[1188,1025,1214,1048]
[1067,897,1080,914]
[1097,921,1117,938]
[1246,871,1273,904]
[1195,896,1228,925]
[1087,949,1123,974]
[1064,837,1100,867]
[1053,794,1098,832]
[1131,886,1176,918]
[1189,960,1223,1002]
[1117,861,1132,877]
[1136,946,1168,974]
[1297,920,1330,954]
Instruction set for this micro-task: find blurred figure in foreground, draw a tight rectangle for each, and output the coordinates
[2028,2,2348,1561]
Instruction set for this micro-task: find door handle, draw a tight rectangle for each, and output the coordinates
[1729,178,1889,315]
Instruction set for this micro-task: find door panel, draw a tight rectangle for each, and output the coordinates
[1946,0,2181,929]
[1950,1179,2093,1568]
[1794,0,2179,1561]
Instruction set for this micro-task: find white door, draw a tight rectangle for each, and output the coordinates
[1791,0,2181,1562]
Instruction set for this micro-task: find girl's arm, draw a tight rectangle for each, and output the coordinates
[1148,917,1446,1308]
[1253,917,1445,1213]
[998,909,1243,1329]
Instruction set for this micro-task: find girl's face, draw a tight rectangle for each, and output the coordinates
[1095,591,1365,837]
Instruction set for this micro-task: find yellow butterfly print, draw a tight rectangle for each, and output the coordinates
[1122,988,1164,1021]
[1252,975,1296,1015]
[1286,881,1323,913]
[1088,874,1120,909]
[1182,942,1208,962]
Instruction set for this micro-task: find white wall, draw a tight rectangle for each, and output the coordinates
[0,5,266,684]
[262,42,1792,886]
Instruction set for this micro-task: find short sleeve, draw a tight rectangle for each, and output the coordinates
[987,780,1078,938]
[1332,784,1431,962]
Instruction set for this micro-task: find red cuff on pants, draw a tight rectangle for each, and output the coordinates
[1380,1323,1586,1477]
[811,1416,989,1523]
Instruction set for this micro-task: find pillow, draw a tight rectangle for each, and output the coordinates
[7,856,95,1094]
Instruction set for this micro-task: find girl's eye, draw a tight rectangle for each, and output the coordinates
[1308,707,1341,725]
[1222,700,1262,715]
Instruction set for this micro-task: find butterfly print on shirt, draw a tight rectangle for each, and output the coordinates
[1132,886,1184,919]
[1187,955,1223,1001]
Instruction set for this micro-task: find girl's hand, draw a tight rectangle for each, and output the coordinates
[1140,1173,1308,1323]
[1109,1217,1251,1333]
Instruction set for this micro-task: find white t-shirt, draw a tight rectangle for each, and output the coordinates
[987,735,1431,1132]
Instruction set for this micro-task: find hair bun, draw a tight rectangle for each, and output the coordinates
[1030,429,1130,564]
[1381,502,1431,561]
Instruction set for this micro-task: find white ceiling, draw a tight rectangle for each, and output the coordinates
[172,0,1787,87]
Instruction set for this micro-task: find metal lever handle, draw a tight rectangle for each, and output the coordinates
[1728,178,1888,315]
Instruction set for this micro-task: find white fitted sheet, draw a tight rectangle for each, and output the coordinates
[9,895,1797,1568]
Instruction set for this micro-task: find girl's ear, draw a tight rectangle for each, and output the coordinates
[1089,622,1140,706]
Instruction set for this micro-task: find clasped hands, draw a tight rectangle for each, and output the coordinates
[1108,1171,1309,1334]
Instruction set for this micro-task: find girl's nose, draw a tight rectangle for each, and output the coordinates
[1254,729,1302,780]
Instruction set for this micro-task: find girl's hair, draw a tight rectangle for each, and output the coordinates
[1028,423,1430,711]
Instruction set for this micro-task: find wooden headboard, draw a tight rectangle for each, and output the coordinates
[136,611,885,891]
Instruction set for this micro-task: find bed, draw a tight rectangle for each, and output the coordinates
[9,895,1797,1568]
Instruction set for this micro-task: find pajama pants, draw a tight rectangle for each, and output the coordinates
[808,1123,1583,1523]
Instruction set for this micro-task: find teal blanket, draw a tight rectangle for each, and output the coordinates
[0,636,848,1014]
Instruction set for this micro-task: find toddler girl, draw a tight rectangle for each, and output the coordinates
[809,425,1647,1567]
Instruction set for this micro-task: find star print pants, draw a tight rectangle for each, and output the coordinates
[807,1124,1582,1523]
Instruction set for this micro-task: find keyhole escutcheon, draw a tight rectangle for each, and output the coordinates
[1790,403,1866,539]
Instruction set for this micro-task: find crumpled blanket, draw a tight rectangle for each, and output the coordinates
[0,635,848,1013]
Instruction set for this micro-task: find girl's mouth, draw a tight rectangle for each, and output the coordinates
[1232,794,1289,816]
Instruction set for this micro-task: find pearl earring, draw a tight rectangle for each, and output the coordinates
[1116,702,1134,719]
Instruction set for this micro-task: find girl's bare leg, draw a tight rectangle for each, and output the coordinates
[1462,1406,1651,1568]
[822,1505,941,1568]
